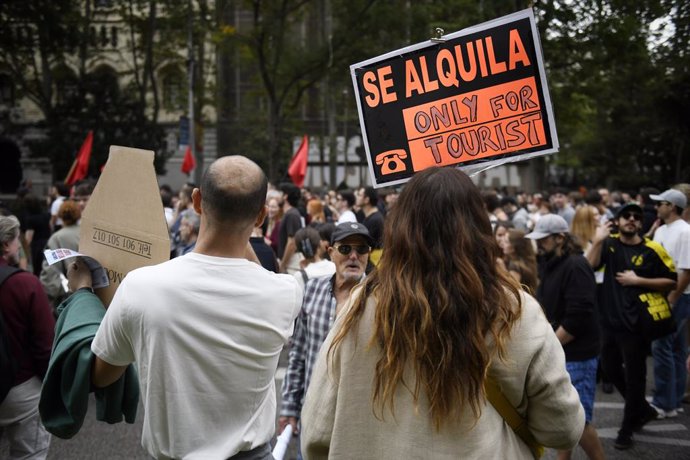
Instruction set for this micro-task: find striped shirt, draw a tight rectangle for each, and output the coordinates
[280,275,337,417]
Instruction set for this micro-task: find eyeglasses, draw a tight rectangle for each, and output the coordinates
[620,212,642,221]
[335,244,370,255]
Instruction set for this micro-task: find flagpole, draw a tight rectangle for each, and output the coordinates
[187,0,196,182]
[64,158,78,185]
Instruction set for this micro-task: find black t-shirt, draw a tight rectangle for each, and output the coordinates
[249,237,278,272]
[362,211,384,249]
[278,207,303,259]
[596,236,676,332]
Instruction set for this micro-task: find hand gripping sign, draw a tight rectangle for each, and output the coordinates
[78,146,171,307]
[350,8,558,188]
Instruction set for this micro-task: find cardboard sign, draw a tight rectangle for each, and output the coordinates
[79,145,170,307]
[350,8,558,187]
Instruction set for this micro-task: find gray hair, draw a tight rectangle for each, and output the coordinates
[0,215,20,246]
[181,210,201,234]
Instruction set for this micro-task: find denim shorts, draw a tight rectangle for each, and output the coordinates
[566,357,598,423]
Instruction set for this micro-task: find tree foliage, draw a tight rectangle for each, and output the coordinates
[1,0,688,189]
[0,0,178,179]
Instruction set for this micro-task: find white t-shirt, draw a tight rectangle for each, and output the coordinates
[654,219,690,294]
[336,209,357,224]
[292,259,336,291]
[92,253,303,459]
[50,196,66,226]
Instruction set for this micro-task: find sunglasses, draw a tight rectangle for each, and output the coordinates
[335,244,370,255]
[620,212,642,221]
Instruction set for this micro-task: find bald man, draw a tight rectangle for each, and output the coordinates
[84,156,302,459]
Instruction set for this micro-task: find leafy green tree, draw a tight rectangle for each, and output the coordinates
[0,0,174,179]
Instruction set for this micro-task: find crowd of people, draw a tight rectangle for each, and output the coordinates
[1,168,689,459]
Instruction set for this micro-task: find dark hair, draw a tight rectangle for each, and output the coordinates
[316,222,335,243]
[74,180,96,198]
[551,187,569,196]
[295,227,320,258]
[362,186,378,207]
[280,183,301,207]
[482,191,501,212]
[339,190,355,208]
[493,220,514,235]
[331,167,521,430]
[505,229,538,295]
[24,194,45,214]
[201,161,267,227]
[584,190,602,206]
[499,196,517,207]
[160,189,173,208]
[54,182,70,197]
[638,187,659,205]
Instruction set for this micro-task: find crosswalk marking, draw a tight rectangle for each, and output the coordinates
[642,423,687,433]
[594,402,624,409]
[596,424,690,447]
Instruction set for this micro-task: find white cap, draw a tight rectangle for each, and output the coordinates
[649,189,687,209]
[525,214,569,240]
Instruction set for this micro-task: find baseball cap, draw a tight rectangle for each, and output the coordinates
[330,222,374,246]
[615,202,643,218]
[525,214,569,240]
[649,189,687,209]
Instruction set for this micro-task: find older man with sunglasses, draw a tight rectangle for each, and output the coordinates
[279,222,372,451]
[587,202,677,450]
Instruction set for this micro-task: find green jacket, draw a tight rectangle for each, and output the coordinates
[39,289,139,439]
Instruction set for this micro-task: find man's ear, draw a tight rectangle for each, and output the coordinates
[254,205,267,228]
[192,188,202,213]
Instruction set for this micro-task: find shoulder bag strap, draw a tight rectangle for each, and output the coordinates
[485,377,544,459]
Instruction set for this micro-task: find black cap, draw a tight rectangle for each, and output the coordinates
[330,222,374,246]
[615,202,643,218]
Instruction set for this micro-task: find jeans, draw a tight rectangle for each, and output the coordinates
[601,328,651,437]
[652,293,690,411]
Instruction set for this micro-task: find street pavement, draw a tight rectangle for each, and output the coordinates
[2,355,689,459]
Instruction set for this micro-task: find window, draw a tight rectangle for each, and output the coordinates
[160,66,185,111]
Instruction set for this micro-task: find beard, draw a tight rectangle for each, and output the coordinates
[619,226,639,238]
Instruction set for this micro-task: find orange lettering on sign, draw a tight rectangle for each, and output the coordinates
[362,66,398,108]
[509,29,530,69]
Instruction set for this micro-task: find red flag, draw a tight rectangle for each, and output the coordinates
[65,130,94,185]
[181,145,195,174]
[288,135,308,188]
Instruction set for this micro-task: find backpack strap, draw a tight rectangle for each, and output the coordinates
[299,269,308,284]
[485,377,544,459]
[0,265,21,288]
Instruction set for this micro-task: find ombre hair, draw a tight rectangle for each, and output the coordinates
[329,167,522,430]
[505,229,538,295]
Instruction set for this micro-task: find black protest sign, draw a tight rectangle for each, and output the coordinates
[350,9,558,188]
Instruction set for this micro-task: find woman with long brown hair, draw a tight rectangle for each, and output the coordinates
[300,167,584,458]
[502,228,539,295]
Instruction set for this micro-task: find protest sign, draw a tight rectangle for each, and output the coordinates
[350,8,558,187]
[79,145,170,307]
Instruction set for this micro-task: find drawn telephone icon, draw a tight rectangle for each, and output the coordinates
[375,149,408,175]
